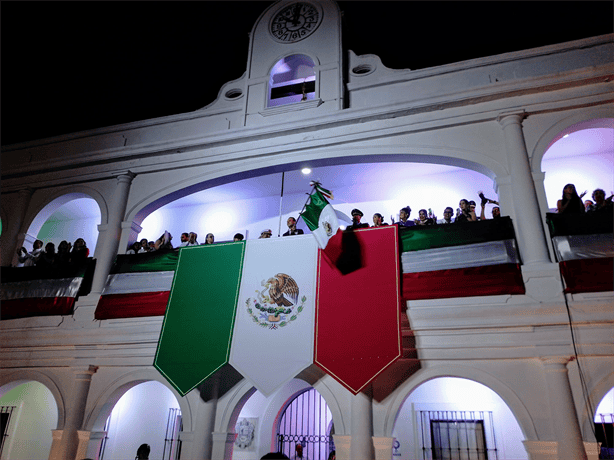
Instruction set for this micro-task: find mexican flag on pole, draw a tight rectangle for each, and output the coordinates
[300,185,340,251]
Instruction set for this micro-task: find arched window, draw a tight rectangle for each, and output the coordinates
[268,54,315,107]
[276,388,334,459]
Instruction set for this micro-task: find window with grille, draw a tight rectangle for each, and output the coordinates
[276,388,334,459]
[163,407,182,460]
[0,406,16,457]
[418,411,498,460]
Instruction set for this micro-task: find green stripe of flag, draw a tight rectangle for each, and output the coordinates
[400,216,517,252]
[154,242,246,396]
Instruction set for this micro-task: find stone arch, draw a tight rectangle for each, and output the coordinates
[215,376,347,452]
[381,365,538,442]
[580,370,614,440]
[22,185,109,238]
[529,107,614,174]
[125,146,505,230]
[83,369,192,434]
[0,369,66,429]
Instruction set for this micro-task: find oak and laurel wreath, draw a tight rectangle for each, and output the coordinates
[246,295,307,328]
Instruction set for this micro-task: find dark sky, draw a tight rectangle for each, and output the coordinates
[2,1,612,146]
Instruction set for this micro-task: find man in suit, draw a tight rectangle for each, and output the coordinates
[283,217,304,236]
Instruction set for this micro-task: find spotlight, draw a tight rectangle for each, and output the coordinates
[301,168,312,175]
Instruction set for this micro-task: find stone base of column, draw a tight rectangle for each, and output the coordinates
[522,440,600,460]
[76,430,91,460]
[521,262,564,302]
[48,430,64,460]
[372,436,395,460]
[584,441,601,460]
[523,440,558,460]
[332,435,351,460]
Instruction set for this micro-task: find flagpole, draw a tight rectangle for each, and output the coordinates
[277,171,285,237]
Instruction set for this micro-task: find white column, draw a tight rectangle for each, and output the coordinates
[89,172,136,296]
[497,112,551,266]
[56,365,98,460]
[541,357,588,460]
[350,392,374,460]
[372,436,394,460]
[3,187,33,267]
[189,397,218,460]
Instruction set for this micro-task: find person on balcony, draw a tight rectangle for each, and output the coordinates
[372,213,388,227]
[187,232,199,246]
[349,209,369,229]
[17,239,44,266]
[234,233,245,241]
[259,229,272,239]
[556,183,586,214]
[56,240,71,266]
[203,233,215,244]
[283,217,304,236]
[37,242,56,269]
[587,188,613,213]
[414,209,436,226]
[140,238,150,252]
[437,207,454,224]
[154,232,173,250]
[70,238,90,264]
[455,199,477,223]
[126,241,142,254]
[178,232,190,247]
[391,206,415,227]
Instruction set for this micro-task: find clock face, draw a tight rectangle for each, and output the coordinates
[270,2,321,43]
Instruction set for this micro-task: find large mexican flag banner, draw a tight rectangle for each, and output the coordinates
[155,227,403,396]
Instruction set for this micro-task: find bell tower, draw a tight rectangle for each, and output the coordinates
[243,0,343,126]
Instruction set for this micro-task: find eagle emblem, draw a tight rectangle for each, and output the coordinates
[245,273,307,329]
[323,221,333,236]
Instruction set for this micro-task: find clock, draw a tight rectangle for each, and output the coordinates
[270,2,321,43]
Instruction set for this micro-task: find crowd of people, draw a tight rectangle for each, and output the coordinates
[17,186,610,265]
[557,184,613,214]
[347,191,502,230]
[126,186,613,253]
[16,238,89,268]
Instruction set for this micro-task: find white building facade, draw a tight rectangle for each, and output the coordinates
[1,2,613,460]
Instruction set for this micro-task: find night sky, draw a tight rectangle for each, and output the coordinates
[2,1,612,146]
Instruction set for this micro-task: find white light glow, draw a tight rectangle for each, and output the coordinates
[301,168,312,175]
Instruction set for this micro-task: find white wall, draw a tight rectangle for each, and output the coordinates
[0,381,58,460]
[101,381,180,460]
[392,377,527,460]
